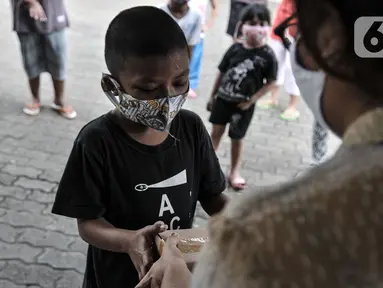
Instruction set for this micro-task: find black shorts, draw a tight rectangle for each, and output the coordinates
[226,2,247,37]
[209,97,255,140]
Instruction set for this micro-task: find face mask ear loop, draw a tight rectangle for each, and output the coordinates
[163,95,181,143]
[168,131,180,143]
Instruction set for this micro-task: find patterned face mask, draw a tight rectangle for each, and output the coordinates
[101,74,188,131]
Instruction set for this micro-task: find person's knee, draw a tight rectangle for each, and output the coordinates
[211,125,225,140]
[230,138,244,147]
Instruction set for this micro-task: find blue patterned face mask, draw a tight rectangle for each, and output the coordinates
[101,74,188,131]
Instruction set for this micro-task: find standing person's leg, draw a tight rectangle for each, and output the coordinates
[280,51,300,120]
[226,1,247,40]
[211,125,226,150]
[209,98,232,150]
[312,121,329,165]
[257,38,286,109]
[45,29,76,119]
[188,38,204,98]
[227,104,255,190]
[18,33,45,116]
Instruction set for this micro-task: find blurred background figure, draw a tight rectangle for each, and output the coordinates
[12,0,76,119]
[207,3,277,191]
[188,0,218,98]
[256,0,300,121]
[226,0,269,41]
[159,0,202,99]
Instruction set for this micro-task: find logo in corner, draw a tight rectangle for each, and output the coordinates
[354,17,383,58]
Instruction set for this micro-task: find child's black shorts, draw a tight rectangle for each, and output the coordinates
[209,97,255,140]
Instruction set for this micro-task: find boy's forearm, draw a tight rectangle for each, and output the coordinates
[201,193,228,216]
[77,218,135,254]
[250,82,276,102]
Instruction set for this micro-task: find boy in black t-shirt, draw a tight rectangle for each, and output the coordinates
[51,6,227,288]
[207,4,277,190]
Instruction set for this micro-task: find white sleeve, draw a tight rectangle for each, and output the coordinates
[188,12,202,46]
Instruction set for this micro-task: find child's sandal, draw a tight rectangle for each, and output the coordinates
[51,103,77,120]
[23,101,41,116]
[280,108,300,121]
[256,99,278,110]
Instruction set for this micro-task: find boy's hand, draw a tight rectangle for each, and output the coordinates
[237,100,253,111]
[127,221,168,280]
[135,233,186,288]
[207,98,215,112]
[28,0,47,21]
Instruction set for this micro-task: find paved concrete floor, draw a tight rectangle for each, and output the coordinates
[0,0,341,287]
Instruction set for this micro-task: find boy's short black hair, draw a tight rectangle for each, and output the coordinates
[105,6,189,77]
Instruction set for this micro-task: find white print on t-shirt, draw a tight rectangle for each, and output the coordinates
[222,59,255,94]
[159,194,175,216]
[220,55,268,101]
[159,194,181,229]
[134,169,187,230]
[134,169,187,192]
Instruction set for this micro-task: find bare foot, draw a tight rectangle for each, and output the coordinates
[228,174,246,191]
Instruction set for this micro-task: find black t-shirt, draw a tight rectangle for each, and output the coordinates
[217,43,277,102]
[51,109,226,288]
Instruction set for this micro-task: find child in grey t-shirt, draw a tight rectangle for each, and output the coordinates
[159,0,202,55]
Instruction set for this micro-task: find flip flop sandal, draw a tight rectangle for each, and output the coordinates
[51,103,77,120]
[228,177,246,191]
[23,102,41,116]
[256,99,278,110]
[280,108,300,121]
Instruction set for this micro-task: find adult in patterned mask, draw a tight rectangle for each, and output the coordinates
[51,6,228,288]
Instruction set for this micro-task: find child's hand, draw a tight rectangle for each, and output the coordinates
[237,100,253,111]
[28,0,47,21]
[127,221,168,280]
[135,233,186,288]
[207,98,214,112]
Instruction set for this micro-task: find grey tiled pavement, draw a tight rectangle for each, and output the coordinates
[0,0,341,287]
